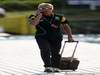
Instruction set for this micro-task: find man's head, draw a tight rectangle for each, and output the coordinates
[38,3,54,16]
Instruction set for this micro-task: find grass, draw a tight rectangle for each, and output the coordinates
[6,11,35,17]
[1,10,100,34]
[0,11,37,35]
[0,0,49,3]
[56,7,100,17]
[6,9,100,17]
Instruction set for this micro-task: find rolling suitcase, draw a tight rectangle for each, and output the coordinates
[59,41,80,71]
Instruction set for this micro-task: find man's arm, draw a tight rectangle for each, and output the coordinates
[61,17,74,42]
[61,23,74,41]
[29,9,43,26]
[31,14,42,26]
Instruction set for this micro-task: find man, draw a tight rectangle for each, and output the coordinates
[29,3,74,72]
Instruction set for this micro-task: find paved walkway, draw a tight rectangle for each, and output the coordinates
[0,36,100,75]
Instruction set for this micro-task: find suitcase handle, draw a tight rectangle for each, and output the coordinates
[61,41,79,62]
[65,41,79,43]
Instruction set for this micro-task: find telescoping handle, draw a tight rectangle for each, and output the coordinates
[61,41,79,62]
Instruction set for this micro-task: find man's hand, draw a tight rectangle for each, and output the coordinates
[68,37,74,42]
[37,8,43,18]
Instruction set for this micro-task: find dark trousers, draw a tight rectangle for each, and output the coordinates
[35,36,62,68]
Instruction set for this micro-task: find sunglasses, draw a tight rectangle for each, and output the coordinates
[39,7,52,10]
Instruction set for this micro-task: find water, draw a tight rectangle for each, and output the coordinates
[1,34,100,43]
[0,34,100,75]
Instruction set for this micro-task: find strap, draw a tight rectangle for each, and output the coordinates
[60,41,79,62]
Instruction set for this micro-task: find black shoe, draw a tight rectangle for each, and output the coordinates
[44,67,60,73]
[44,67,52,73]
[53,68,60,72]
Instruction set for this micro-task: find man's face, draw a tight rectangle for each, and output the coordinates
[39,6,53,16]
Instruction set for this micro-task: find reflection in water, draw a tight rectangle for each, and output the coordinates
[73,34,100,43]
[0,34,100,43]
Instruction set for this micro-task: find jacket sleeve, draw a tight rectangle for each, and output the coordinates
[28,14,36,24]
[61,16,69,25]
